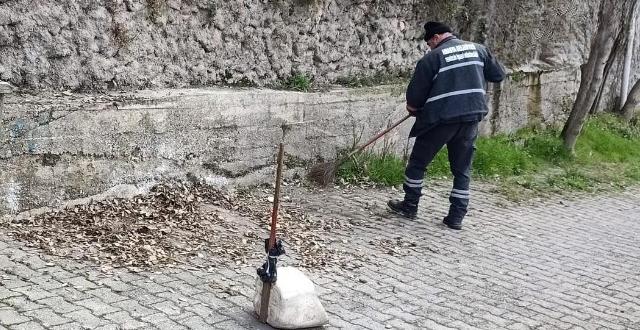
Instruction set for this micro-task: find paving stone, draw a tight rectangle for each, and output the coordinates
[50,287,92,302]
[63,308,108,328]
[3,296,45,312]
[5,265,38,280]
[131,279,169,294]
[506,323,531,330]
[183,304,215,318]
[148,274,176,284]
[180,315,211,330]
[163,281,202,296]
[21,255,48,269]
[210,319,247,329]
[385,306,420,323]
[448,320,484,330]
[23,309,70,327]
[113,300,155,318]
[0,308,30,325]
[417,319,455,330]
[171,311,196,322]
[11,286,54,301]
[94,278,132,293]
[0,288,22,300]
[9,321,47,330]
[92,325,120,330]
[36,296,81,314]
[203,311,231,324]
[152,300,182,315]
[385,318,420,330]
[50,323,85,330]
[352,317,388,330]
[103,311,148,329]
[172,272,207,286]
[28,276,67,291]
[76,297,120,316]
[0,279,29,290]
[64,277,98,291]
[84,288,128,304]
[46,268,75,280]
[156,291,196,307]
[116,273,144,283]
[191,292,234,310]
[0,256,13,268]
[141,313,188,330]
[327,317,355,329]
[121,289,164,306]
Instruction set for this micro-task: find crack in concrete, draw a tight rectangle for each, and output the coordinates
[23,109,82,135]
[202,162,272,179]
[0,150,138,162]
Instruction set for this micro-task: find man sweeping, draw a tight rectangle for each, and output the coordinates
[387,21,505,229]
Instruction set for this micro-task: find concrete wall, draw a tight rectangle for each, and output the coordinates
[1,67,580,215]
[1,85,408,214]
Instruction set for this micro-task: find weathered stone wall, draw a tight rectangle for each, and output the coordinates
[1,0,637,105]
[0,0,435,89]
[2,0,635,88]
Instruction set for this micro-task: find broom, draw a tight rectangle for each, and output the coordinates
[307,114,411,186]
[258,142,285,323]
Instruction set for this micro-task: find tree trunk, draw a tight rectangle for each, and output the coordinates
[620,6,636,108]
[561,0,637,151]
[622,79,640,121]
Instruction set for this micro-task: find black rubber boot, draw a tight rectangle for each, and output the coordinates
[387,200,418,219]
[442,216,463,230]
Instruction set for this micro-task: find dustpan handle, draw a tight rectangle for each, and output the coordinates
[346,114,411,159]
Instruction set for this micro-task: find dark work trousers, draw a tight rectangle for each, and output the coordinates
[403,121,479,221]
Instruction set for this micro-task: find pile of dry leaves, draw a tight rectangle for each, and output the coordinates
[2,181,358,271]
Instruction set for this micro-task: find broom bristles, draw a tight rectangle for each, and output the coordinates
[307,161,338,186]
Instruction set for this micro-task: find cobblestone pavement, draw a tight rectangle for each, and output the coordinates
[1,183,640,329]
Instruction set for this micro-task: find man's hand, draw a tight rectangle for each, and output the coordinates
[406,104,418,117]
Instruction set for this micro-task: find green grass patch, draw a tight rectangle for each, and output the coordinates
[283,73,312,92]
[337,153,406,186]
[334,114,640,200]
[335,70,411,88]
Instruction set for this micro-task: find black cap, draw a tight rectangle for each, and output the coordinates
[423,21,453,41]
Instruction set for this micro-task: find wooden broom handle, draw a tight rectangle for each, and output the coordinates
[269,143,285,250]
[260,143,285,324]
[346,114,411,159]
